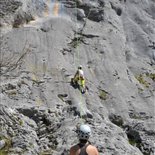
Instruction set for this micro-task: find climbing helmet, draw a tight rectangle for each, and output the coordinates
[78,124,91,140]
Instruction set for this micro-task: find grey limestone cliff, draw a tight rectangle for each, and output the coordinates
[0,0,155,155]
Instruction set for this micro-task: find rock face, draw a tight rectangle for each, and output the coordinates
[0,0,155,155]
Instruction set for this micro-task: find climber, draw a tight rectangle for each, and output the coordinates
[69,124,99,155]
[72,65,85,91]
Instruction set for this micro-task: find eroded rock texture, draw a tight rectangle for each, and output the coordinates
[0,0,155,155]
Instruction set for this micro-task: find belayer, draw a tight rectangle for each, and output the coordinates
[69,124,99,155]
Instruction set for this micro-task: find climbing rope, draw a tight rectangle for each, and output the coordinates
[74,1,95,124]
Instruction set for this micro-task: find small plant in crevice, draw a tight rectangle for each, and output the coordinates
[68,36,84,48]
[109,114,124,127]
[98,89,108,100]
[126,130,146,154]
[0,136,12,155]
[146,73,155,81]
[135,74,150,88]
[127,134,141,149]
[127,127,154,155]
[19,119,24,126]
[128,138,137,146]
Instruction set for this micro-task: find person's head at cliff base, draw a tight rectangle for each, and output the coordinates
[77,124,91,143]
[69,124,99,155]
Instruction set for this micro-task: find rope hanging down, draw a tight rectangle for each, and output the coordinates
[74,2,98,123]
